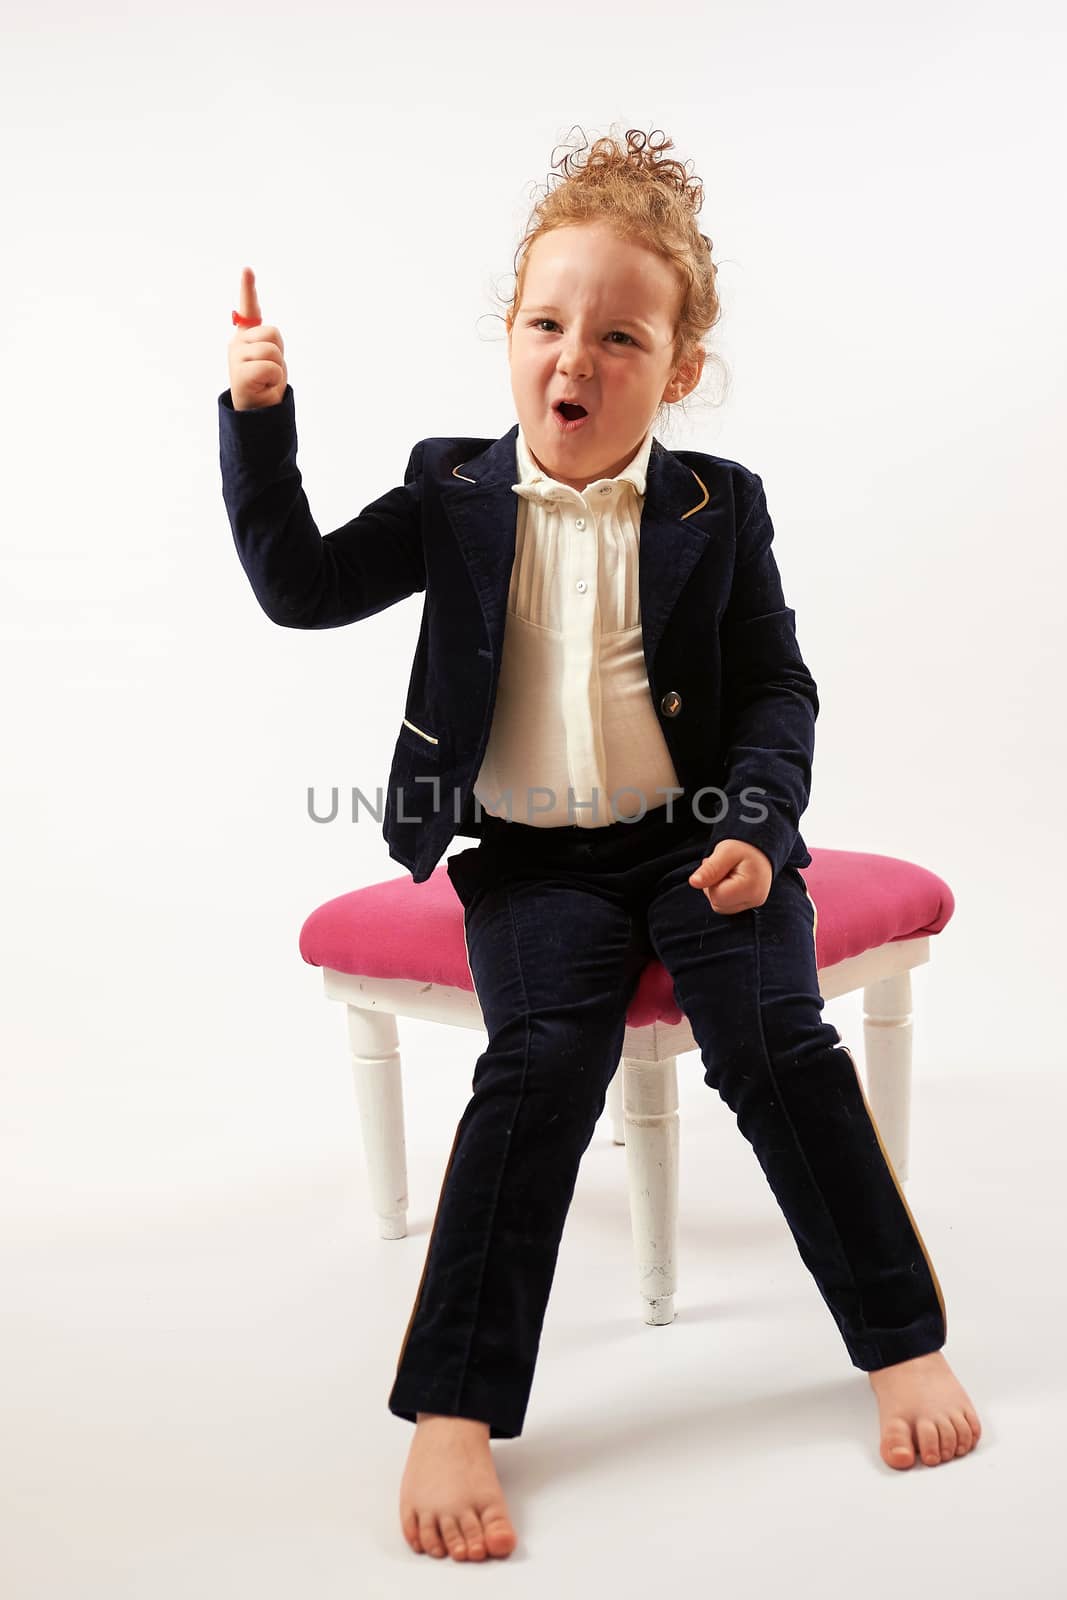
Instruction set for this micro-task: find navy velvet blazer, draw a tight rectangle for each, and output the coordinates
[218,385,818,884]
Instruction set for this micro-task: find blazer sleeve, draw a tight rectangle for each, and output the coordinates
[217,384,426,628]
[704,471,819,882]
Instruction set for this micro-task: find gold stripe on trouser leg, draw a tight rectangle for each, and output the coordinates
[394,899,479,1377]
[460,901,475,989]
[394,1117,464,1378]
[798,874,948,1347]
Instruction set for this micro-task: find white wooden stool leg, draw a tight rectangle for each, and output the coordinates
[346,1004,408,1239]
[862,971,913,1183]
[606,1060,626,1145]
[621,1055,679,1326]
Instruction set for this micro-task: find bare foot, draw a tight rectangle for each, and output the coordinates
[399,1412,518,1561]
[867,1350,982,1469]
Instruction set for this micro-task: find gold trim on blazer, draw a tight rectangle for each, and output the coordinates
[680,471,709,518]
[402,717,439,745]
[453,460,709,519]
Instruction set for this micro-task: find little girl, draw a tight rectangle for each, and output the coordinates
[219,124,981,1564]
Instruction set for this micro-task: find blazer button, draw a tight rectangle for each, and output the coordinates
[660,690,682,717]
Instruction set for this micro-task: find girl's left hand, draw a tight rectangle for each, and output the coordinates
[689,840,773,913]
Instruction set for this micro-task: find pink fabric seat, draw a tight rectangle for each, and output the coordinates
[299,849,955,1029]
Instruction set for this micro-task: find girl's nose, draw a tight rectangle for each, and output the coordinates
[559,350,593,379]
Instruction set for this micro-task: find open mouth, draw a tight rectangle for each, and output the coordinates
[553,400,590,434]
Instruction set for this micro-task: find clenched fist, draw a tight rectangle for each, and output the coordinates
[689,839,773,913]
[227,266,288,411]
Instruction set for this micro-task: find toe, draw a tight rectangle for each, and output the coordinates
[401,1506,423,1555]
[952,1410,974,1455]
[916,1417,942,1466]
[481,1502,518,1558]
[438,1512,467,1561]
[419,1514,445,1558]
[460,1510,487,1561]
[935,1414,958,1463]
[965,1406,982,1445]
[881,1418,916,1470]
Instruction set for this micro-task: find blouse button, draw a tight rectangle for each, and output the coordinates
[600,486,611,495]
[576,580,588,593]
[660,690,682,717]
[575,518,586,530]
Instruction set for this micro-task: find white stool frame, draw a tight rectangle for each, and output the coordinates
[322,935,930,1326]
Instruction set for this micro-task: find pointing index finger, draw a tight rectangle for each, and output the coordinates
[233,265,262,327]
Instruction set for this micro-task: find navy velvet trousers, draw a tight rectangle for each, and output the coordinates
[387,800,947,1439]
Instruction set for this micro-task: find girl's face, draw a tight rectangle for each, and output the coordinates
[506,220,703,492]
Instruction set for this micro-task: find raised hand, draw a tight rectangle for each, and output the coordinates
[227,266,288,410]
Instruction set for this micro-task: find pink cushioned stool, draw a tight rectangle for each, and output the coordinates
[300,848,954,1326]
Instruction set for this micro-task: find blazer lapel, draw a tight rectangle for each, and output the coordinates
[439,423,721,675]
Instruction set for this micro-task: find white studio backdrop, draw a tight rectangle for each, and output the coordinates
[3,6,1067,1596]
[2,0,1064,1207]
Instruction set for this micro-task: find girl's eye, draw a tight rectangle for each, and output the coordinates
[530,318,634,345]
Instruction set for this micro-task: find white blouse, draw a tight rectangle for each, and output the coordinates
[472,420,683,828]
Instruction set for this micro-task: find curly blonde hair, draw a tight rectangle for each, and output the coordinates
[497,123,727,433]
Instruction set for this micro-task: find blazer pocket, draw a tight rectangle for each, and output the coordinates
[399,716,442,755]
